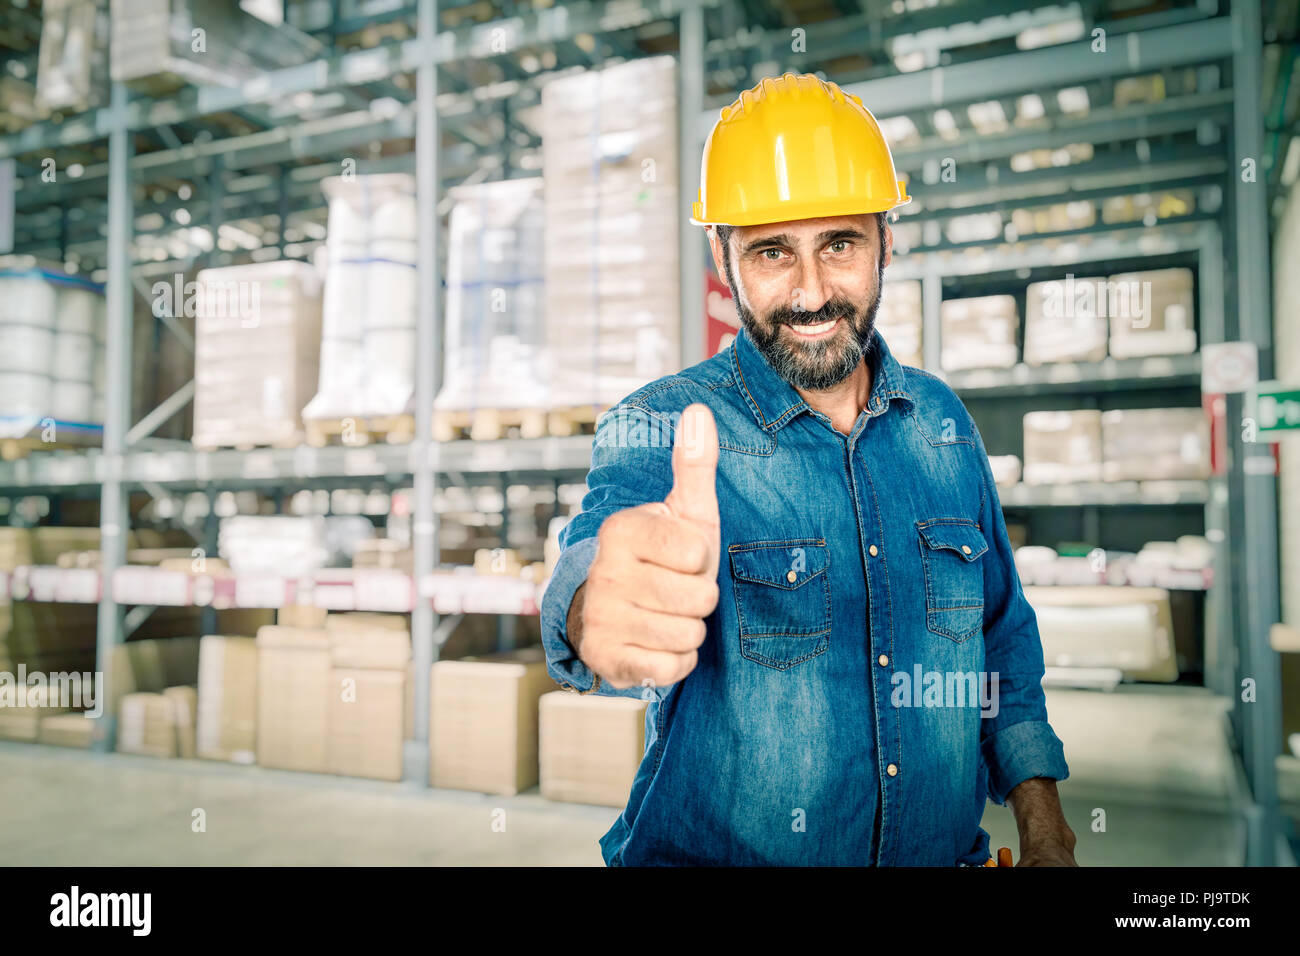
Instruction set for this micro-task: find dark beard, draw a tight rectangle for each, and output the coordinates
[733,283,883,391]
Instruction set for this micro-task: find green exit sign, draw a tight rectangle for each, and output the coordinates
[1255,383,1300,433]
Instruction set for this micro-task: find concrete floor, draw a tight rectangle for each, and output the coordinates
[0,687,1262,866]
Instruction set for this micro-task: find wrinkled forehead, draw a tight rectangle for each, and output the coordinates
[727,213,881,249]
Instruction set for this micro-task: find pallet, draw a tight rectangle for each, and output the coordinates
[432,406,605,442]
[191,431,302,455]
[303,415,415,448]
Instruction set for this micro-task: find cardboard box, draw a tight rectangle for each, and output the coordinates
[164,685,197,758]
[255,625,331,773]
[1022,410,1103,484]
[1024,276,1109,365]
[39,713,96,748]
[278,605,329,629]
[1107,268,1196,358]
[430,649,558,795]
[118,692,178,758]
[1026,586,1178,682]
[1101,407,1211,481]
[329,668,405,781]
[196,635,258,764]
[539,692,647,806]
[940,295,1019,371]
[876,279,923,368]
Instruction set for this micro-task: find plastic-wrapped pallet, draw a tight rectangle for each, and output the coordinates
[1022,410,1103,484]
[1100,407,1210,481]
[35,0,110,114]
[0,268,104,426]
[875,279,922,368]
[191,260,322,449]
[940,295,1018,370]
[1106,268,1196,358]
[542,56,680,408]
[304,174,418,421]
[1024,275,1109,365]
[436,178,549,412]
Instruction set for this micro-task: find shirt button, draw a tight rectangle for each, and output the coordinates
[961,545,972,554]
[868,545,878,557]
[886,764,899,777]
[878,654,889,667]
[785,570,797,583]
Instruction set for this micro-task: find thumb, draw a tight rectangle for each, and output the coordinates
[665,403,720,532]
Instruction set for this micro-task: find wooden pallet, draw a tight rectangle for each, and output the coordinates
[303,415,416,447]
[432,406,605,442]
[192,429,305,453]
[0,430,103,461]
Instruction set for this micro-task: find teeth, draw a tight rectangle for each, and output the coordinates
[790,318,837,335]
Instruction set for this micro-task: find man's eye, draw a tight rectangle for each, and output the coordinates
[762,248,783,260]
[828,240,850,253]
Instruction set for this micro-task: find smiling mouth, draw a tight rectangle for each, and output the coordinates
[786,317,841,338]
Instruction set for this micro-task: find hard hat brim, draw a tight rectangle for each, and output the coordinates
[690,194,911,228]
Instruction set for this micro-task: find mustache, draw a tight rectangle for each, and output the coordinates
[765,296,861,327]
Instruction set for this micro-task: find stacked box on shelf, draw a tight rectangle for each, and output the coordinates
[117,692,178,758]
[1026,586,1178,682]
[1101,408,1211,481]
[0,684,69,741]
[542,56,680,408]
[192,261,322,449]
[0,269,105,427]
[109,0,322,94]
[255,625,331,773]
[876,279,922,368]
[539,693,647,807]
[35,0,110,114]
[429,648,558,795]
[1024,276,1109,365]
[1022,411,1103,484]
[436,178,549,414]
[939,295,1018,370]
[1106,268,1196,358]
[304,174,418,421]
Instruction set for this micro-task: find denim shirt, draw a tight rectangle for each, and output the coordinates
[539,324,1069,866]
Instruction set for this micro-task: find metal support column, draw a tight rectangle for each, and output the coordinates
[1230,0,1282,866]
[678,3,705,367]
[93,83,135,751]
[407,0,440,785]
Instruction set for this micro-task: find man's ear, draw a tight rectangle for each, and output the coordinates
[882,220,894,269]
[707,226,729,283]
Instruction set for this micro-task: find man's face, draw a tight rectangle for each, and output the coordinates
[711,213,892,391]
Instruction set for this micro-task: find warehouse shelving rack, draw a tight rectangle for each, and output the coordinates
[0,0,1287,863]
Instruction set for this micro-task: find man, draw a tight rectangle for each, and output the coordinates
[540,73,1075,866]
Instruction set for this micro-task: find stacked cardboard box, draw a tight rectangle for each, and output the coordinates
[165,685,198,758]
[35,0,110,114]
[1026,585,1178,682]
[192,260,323,449]
[542,57,680,407]
[38,713,95,748]
[940,295,1018,370]
[1024,276,1109,365]
[875,279,923,368]
[1022,411,1103,484]
[196,635,258,764]
[255,625,331,773]
[539,693,647,807]
[1101,408,1211,481]
[0,683,69,741]
[1107,268,1196,358]
[429,648,558,795]
[117,692,179,758]
[326,613,410,781]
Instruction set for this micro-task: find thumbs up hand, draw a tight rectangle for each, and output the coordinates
[571,404,721,691]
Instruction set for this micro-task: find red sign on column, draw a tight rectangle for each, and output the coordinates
[705,270,739,357]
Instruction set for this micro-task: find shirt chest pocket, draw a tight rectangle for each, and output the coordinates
[917,520,988,644]
[728,539,831,670]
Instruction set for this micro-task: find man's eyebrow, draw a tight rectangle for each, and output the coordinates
[740,228,870,254]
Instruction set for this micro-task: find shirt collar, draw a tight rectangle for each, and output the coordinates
[731,323,915,433]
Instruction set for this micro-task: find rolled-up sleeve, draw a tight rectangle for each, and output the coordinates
[538,403,678,700]
[969,414,1070,805]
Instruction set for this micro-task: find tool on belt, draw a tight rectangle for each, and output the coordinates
[983,847,1014,867]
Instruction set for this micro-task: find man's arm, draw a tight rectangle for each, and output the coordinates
[966,412,1074,863]
[1006,777,1078,866]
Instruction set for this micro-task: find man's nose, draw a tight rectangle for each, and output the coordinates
[792,259,832,314]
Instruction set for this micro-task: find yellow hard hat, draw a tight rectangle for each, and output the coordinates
[691,73,911,227]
